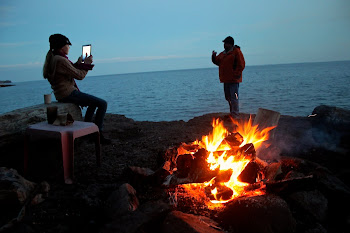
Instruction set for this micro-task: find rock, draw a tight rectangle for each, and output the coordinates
[162,160,172,172]
[128,166,155,177]
[101,200,170,233]
[284,170,305,180]
[278,157,321,180]
[0,80,14,87]
[313,167,350,197]
[304,223,327,233]
[79,183,120,208]
[39,181,50,193]
[289,190,328,222]
[124,165,171,189]
[124,166,155,190]
[0,167,36,206]
[310,105,350,149]
[162,210,223,233]
[217,194,296,233]
[104,183,139,219]
[265,162,282,181]
[30,193,45,205]
[152,167,171,185]
[312,167,350,231]
[0,80,12,83]
[0,167,40,224]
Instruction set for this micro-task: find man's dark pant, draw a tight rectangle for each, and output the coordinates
[60,90,107,131]
[224,83,239,119]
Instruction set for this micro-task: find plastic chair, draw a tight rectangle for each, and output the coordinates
[24,121,101,184]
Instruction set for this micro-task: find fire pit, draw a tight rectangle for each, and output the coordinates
[103,111,349,233]
[162,117,276,209]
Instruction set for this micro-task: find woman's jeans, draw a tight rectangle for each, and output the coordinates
[60,90,107,131]
[224,83,239,118]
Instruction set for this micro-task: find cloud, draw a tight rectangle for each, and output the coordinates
[0,62,42,68]
[0,41,35,48]
[95,54,207,64]
[0,5,17,27]
[0,54,208,69]
[0,22,16,27]
[0,5,13,14]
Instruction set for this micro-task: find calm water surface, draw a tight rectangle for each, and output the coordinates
[1,61,349,122]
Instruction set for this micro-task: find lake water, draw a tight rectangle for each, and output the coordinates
[1,61,349,122]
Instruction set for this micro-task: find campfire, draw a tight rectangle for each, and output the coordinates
[164,116,277,209]
[119,109,346,232]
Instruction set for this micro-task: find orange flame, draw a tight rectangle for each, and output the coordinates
[181,116,276,208]
[232,116,276,149]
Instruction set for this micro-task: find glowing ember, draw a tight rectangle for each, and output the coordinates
[177,116,276,208]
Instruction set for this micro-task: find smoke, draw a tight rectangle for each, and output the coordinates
[310,128,342,151]
[256,127,343,161]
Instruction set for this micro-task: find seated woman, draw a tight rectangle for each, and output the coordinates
[43,33,111,144]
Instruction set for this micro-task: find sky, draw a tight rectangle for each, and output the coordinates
[0,0,349,82]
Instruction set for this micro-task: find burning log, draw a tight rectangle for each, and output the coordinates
[215,169,233,183]
[176,154,193,178]
[238,161,260,184]
[207,184,233,202]
[165,148,218,186]
[222,132,243,147]
[244,181,264,192]
[162,146,179,171]
[177,143,200,155]
[211,143,256,164]
[188,149,217,183]
[237,143,256,160]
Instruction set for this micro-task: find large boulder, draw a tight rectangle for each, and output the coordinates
[0,167,50,229]
[101,200,171,233]
[310,105,350,149]
[104,183,139,219]
[216,194,296,233]
[0,167,36,207]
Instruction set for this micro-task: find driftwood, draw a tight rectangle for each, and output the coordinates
[253,108,280,140]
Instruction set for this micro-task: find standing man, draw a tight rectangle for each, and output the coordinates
[212,36,245,119]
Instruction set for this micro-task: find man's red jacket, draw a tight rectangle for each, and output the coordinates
[212,46,245,83]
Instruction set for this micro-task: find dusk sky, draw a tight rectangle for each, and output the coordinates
[0,0,349,82]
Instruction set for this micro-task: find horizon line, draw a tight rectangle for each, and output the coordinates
[88,59,350,78]
[5,59,350,83]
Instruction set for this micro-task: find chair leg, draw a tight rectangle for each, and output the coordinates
[61,134,74,184]
[95,132,101,166]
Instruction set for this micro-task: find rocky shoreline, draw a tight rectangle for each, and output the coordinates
[1,105,350,232]
[0,80,14,87]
